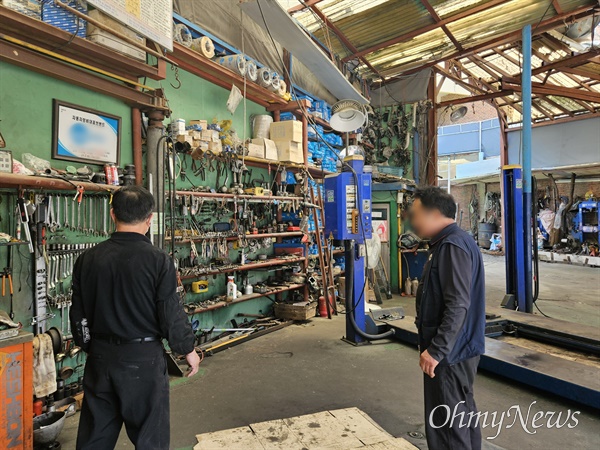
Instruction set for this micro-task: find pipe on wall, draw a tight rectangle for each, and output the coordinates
[131,108,143,186]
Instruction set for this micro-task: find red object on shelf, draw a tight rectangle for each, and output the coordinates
[287,226,300,232]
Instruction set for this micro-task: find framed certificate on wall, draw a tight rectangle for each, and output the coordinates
[52,100,121,165]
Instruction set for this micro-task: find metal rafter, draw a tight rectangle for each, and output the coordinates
[379,6,597,81]
[552,0,564,15]
[469,50,577,119]
[288,0,325,14]
[449,59,523,113]
[420,0,463,51]
[341,0,508,63]
[531,47,600,75]
[502,78,600,103]
[466,54,553,119]
[305,2,383,77]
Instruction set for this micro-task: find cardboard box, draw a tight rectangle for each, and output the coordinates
[200,130,220,142]
[189,120,208,129]
[169,119,185,135]
[270,121,303,143]
[88,29,146,61]
[87,11,146,62]
[190,130,202,140]
[208,140,222,153]
[247,142,264,159]
[274,140,303,164]
[250,138,278,160]
[176,134,193,145]
[41,0,87,38]
[264,139,278,160]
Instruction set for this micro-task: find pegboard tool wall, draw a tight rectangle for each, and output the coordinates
[155,65,290,330]
[0,57,281,372]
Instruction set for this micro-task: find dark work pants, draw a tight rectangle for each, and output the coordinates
[424,356,481,450]
[76,339,169,450]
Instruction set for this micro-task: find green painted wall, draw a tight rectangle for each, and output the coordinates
[0,60,282,354]
[0,62,133,170]
[147,57,267,139]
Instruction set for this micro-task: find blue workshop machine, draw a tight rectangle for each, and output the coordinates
[323,156,394,344]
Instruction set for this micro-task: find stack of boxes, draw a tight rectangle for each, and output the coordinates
[41,0,87,38]
[269,121,304,164]
[86,9,146,61]
[171,119,222,153]
[248,138,278,161]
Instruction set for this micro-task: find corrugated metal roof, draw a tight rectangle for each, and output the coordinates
[283,0,600,124]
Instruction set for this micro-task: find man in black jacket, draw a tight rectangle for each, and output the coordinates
[410,187,485,450]
[70,186,199,450]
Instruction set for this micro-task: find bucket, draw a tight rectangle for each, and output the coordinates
[478,222,497,249]
[252,114,273,139]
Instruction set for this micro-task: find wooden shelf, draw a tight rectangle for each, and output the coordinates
[186,283,304,315]
[0,173,120,192]
[180,256,306,280]
[170,43,287,108]
[0,5,163,81]
[167,232,304,243]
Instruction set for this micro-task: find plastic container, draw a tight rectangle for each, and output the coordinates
[226,276,237,303]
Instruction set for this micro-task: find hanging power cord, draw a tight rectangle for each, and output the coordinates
[256,0,394,340]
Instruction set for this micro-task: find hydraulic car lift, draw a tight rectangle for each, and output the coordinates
[366,25,600,410]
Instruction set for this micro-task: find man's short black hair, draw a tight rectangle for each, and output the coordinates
[413,186,456,219]
[112,186,155,224]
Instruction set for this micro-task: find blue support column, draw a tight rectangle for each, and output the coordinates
[522,25,533,313]
[503,166,526,311]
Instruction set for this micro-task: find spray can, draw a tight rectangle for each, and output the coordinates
[404,277,412,296]
[411,278,420,296]
[226,276,237,302]
[103,164,114,185]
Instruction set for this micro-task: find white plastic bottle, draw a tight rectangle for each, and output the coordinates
[226,276,237,302]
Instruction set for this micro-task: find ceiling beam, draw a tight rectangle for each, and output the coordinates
[552,0,563,15]
[377,6,597,81]
[342,0,507,63]
[437,90,515,108]
[502,78,600,103]
[490,46,595,112]
[420,0,463,51]
[432,65,488,95]
[560,67,600,81]
[531,48,600,75]
[306,2,383,77]
[449,59,523,113]
[288,0,325,14]
[469,54,554,118]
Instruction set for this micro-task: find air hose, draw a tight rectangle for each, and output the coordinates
[345,241,395,340]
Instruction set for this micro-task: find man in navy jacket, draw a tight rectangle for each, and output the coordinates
[410,187,486,450]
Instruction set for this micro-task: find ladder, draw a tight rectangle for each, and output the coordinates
[371,255,393,305]
[309,183,337,317]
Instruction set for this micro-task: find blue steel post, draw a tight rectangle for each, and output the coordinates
[503,166,526,310]
[522,25,533,313]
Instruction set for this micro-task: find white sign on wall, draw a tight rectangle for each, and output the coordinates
[88,0,173,51]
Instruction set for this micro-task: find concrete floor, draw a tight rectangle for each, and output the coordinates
[59,255,600,450]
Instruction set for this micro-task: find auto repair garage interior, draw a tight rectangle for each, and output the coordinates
[0,0,599,449]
